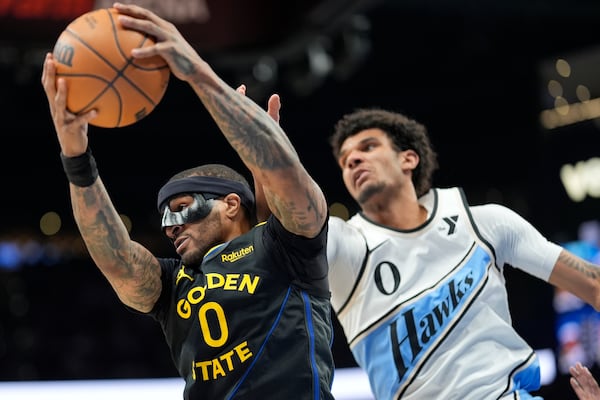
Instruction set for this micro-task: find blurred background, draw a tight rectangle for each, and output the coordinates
[1,0,599,398]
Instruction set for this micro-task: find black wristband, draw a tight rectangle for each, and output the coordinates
[60,148,99,187]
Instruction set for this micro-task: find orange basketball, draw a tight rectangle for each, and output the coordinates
[52,8,170,128]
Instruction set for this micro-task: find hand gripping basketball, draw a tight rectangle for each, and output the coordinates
[52,8,170,128]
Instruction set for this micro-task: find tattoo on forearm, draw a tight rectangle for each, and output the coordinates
[172,50,194,75]
[75,185,130,269]
[98,210,121,251]
[197,79,325,234]
[561,251,600,279]
[73,185,161,311]
[207,89,293,170]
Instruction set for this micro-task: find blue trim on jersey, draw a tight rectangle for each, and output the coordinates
[227,286,292,399]
[510,353,542,395]
[303,290,320,400]
[352,245,491,400]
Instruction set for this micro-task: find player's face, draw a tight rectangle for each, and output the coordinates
[337,129,406,205]
[163,194,224,265]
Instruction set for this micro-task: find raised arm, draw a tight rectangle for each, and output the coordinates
[114,3,327,237]
[41,53,161,313]
[235,85,281,223]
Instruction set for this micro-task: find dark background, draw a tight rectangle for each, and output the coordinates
[1,0,599,398]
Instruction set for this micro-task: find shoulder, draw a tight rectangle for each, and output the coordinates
[327,215,368,259]
[329,215,355,231]
[470,203,527,226]
[468,203,536,245]
[328,215,364,241]
[424,187,525,230]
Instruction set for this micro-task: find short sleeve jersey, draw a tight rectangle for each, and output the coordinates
[327,187,562,400]
[150,215,334,400]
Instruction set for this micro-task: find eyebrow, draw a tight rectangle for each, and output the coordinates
[339,136,379,160]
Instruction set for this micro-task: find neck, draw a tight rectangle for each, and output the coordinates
[361,190,427,230]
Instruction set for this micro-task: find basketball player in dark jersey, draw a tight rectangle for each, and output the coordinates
[40,3,335,399]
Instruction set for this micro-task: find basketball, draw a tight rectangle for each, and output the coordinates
[52,8,170,128]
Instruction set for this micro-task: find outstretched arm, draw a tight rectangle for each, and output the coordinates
[236,85,280,223]
[570,362,600,400]
[115,3,327,237]
[41,53,161,312]
[548,249,600,311]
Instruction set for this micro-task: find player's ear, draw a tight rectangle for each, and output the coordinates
[222,193,243,218]
[401,149,419,170]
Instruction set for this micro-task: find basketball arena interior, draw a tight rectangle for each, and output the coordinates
[0,0,599,398]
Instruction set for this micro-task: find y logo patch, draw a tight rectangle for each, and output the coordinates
[442,215,459,235]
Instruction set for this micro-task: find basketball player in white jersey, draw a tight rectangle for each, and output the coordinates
[323,108,600,399]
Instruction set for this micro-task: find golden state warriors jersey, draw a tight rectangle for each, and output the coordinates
[152,216,334,400]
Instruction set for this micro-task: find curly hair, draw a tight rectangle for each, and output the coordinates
[329,108,439,197]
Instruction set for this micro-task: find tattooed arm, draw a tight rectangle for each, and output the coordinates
[235,85,281,223]
[70,181,162,312]
[549,250,600,311]
[115,3,327,238]
[41,54,161,313]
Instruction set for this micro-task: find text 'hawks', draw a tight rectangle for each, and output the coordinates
[394,269,475,379]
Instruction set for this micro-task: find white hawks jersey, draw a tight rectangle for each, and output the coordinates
[327,187,562,400]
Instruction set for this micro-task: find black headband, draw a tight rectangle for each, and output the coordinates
[157,176,255,212]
